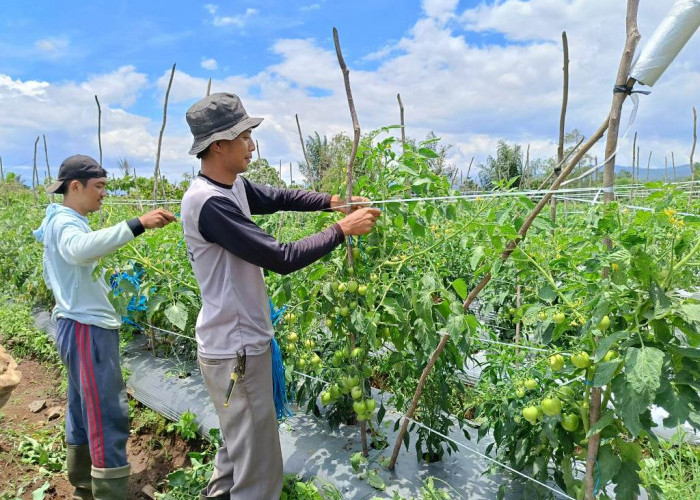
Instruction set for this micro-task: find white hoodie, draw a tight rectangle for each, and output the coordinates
[33,204,140,329]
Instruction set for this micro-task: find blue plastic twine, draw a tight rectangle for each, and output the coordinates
[269,299,293,421]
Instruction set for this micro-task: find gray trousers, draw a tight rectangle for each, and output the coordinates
[198,346,283,500]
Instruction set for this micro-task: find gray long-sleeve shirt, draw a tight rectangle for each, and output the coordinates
[181,174,344,357]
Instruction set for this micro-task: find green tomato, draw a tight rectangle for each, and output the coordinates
[358,285,368,296]
[556,385,576,400]
[362,365,372,378]
[537,311,548,321]
[340,306,350,317]
[598,315,611,331]
[353,400,367,414]
[603,350,618,362]
[347,266,355,276]
[522,406,539,423]
[351,386,363,400]
[349,300,358,310]
[561,413,580,432]
[524,378,537,390]
[287,332,298,343]
[571,351,590,369]
[310,354,321,368]
[286,343,296,354]
[330,384,341,399]
[321,391,332,405]
[541,397,562,417]
[364,399,376,412]
[338,283,347,293]
[297,358,307,369]
[304,339,316,349]
[370,273,379,283]
[515,387,526,399]
[352,247,361,260]
[342,346,351,358]
[351,347,364,359]
[331,281,340,292]
[325,318,333,328]
[548,354,565,372]
[553,312,566,324]
[348,280,359,294]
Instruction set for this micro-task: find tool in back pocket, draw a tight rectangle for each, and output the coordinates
[223,350,246,408]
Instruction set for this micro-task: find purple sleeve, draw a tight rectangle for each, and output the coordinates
[198,196,344,275]
[241,177,332,214]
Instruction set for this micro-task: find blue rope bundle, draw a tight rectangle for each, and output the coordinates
[269,299,293,421]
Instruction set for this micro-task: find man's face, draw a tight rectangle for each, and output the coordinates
[221,129,255,173]
[67,177,107,213]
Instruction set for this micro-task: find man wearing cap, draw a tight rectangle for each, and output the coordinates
[181,93,381,500]
[33,155,176,500]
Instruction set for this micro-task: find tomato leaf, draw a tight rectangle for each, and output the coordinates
[164,301,188,330]
[586,411,615,438]
[593,359,623,387]
[451,278,467,300]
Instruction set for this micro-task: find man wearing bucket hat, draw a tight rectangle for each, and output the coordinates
[33,155,176,499]
[181,93,381,499]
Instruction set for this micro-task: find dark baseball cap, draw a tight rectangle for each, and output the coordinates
[186,93,263,155]
[46,155,108,194]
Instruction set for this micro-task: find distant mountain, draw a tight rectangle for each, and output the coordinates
[615,163,693,181]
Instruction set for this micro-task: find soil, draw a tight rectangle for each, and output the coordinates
[0,356,200,499]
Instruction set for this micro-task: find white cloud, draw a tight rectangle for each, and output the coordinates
[301,3,321,11]
[35,37,70,53]
[422,0,459,23]
[201,58,218,70]
[208,7,259,27]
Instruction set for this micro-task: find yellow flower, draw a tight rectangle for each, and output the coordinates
[663,207,677,218]
[475,196,482,202]
[612,263,619,271]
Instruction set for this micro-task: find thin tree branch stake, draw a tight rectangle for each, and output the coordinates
[689,107,697,206]
[295,114,314,190]
[153,63,176,202]
[397,93,405,148]
[333,26,366,456]
[552,31,569,223]
[43,134,54,203]
[32,136,39,205]
[95,95,103,166]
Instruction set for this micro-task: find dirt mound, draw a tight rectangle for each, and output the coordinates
[0,344,21,409]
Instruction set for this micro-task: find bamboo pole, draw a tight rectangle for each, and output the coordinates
[665,156,668,183]
[206,78,212,97]
[333,25,367,456]
[397,93,405,149]
[295,114,314,190]
[647,151,652,181]
[255,140,261,161]
[289,161,293,186]
[153,63,176,202]
[279,159,283,186]
[524,143,530,187]
[552,31,569,224]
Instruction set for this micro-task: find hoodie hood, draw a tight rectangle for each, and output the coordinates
[33,204,86,242]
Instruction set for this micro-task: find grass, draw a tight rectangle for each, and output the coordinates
[640,429,700,499]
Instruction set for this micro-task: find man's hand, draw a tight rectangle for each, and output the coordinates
[139,208,177,229]
[337,207,381,236]
[330,195,371,214]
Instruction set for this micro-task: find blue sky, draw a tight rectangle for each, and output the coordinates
[1,1,698,184]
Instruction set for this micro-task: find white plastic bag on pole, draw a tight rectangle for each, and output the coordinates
[630,0,700,86]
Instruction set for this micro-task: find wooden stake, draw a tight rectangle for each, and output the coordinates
[397,93,405,149]
[32,136,39,205]
[154,63,176,202]
[255,140,261,161]
[389,113,611,470]
[295,114,313,190]
[647,150,652,181]
[0,156,7,205]
[552,31,569,224]
[632,131,637,183]
[333,25,366,456]
[206,78,212,97]
[672,151,677,181]
[94,95,103,166]
[689,107,697,206]
[588,3,640,498]
[43,134,54,203]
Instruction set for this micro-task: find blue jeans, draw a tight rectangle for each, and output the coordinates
[55,318,129,469]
